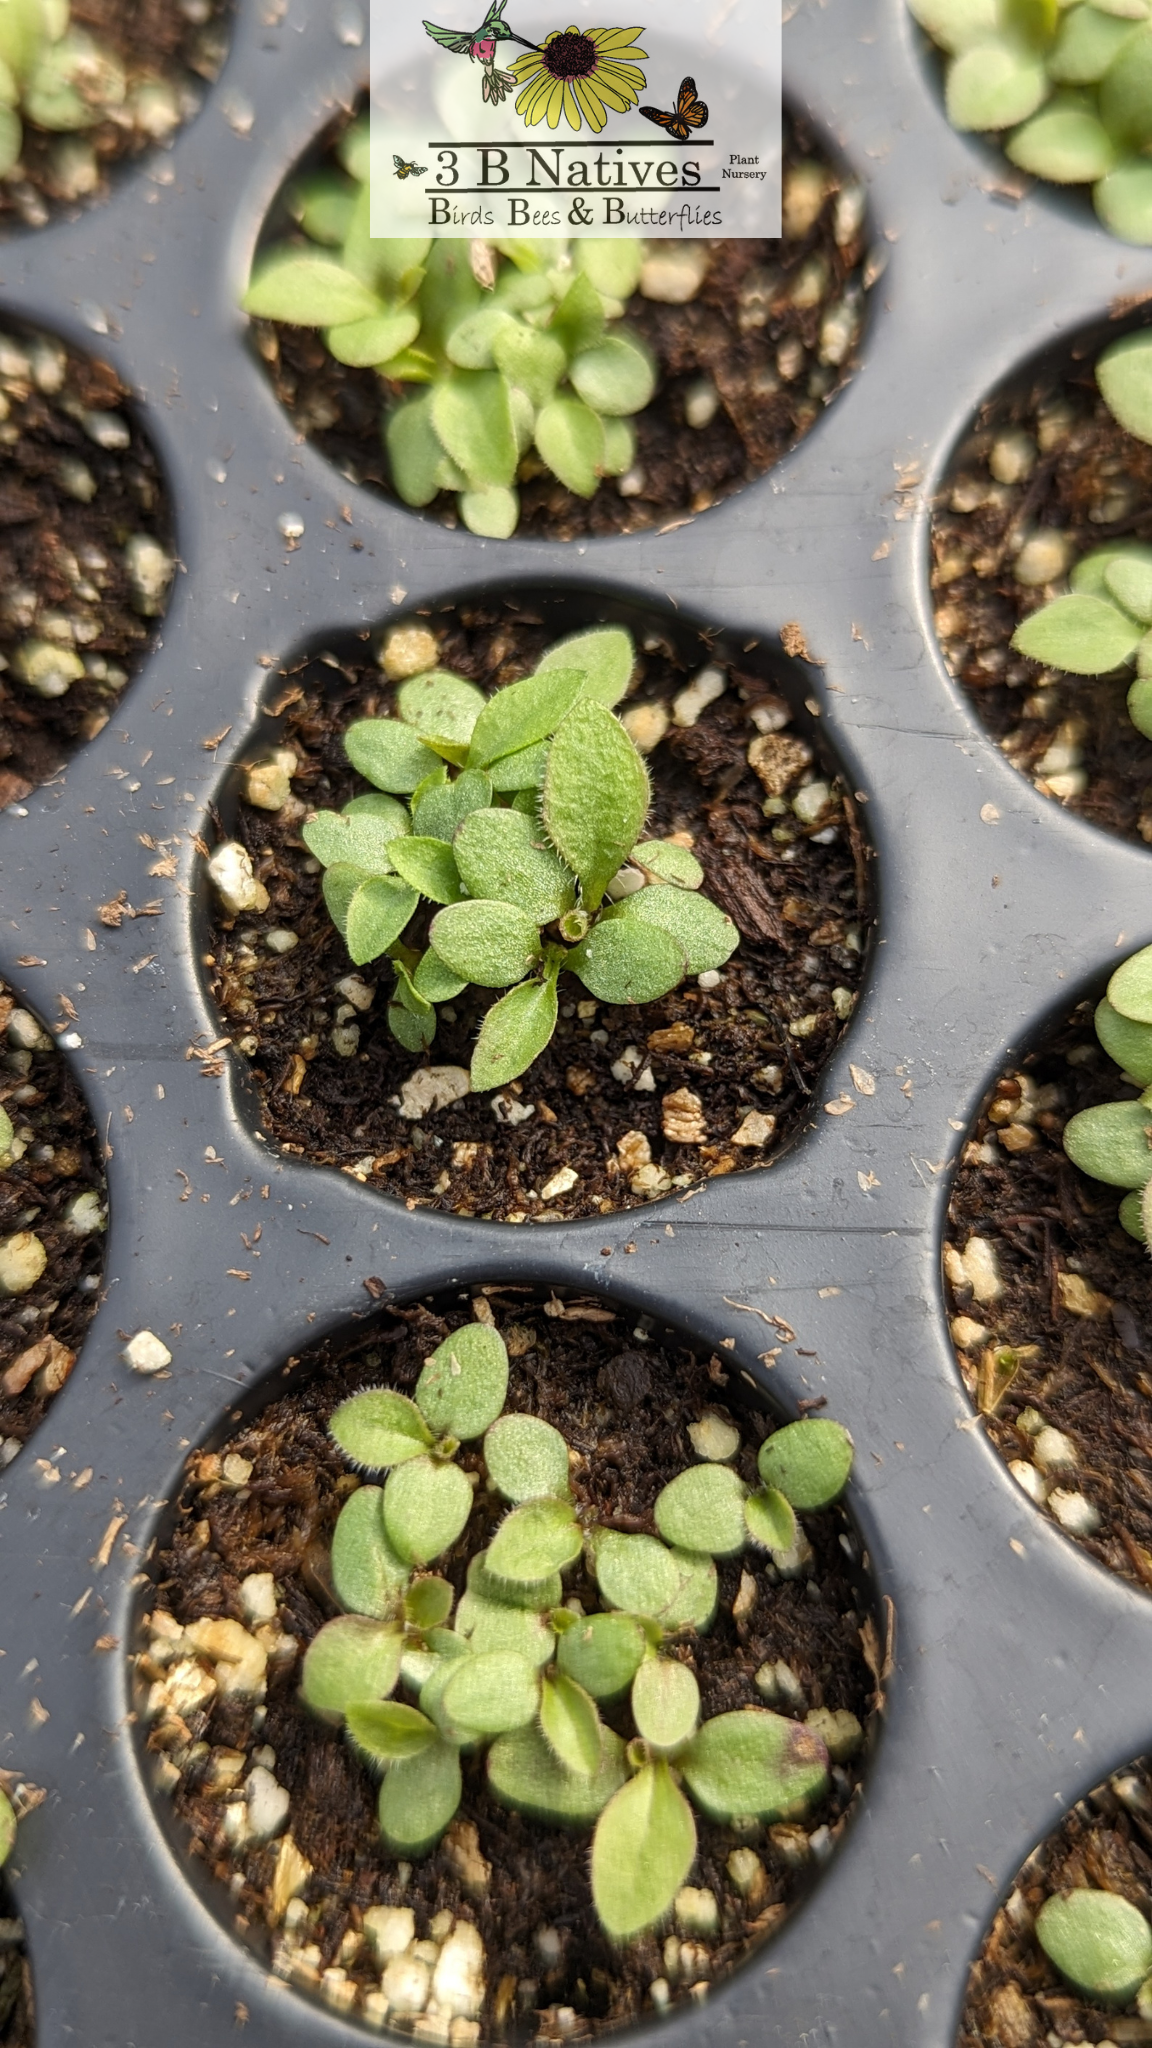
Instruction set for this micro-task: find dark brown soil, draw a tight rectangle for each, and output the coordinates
[253,111,871,540]
[959,1753,1152,2048]
[0,327,174,810]
[0,1896,32,2048]
[206,602,873,1222]
[931,332,1152,852]
[0,979,107,1457]
[945,997,1152,1593]
[0,0,229,229]
[142,1295,876,2041]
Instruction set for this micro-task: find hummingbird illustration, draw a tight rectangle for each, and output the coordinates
[423,0,536,103]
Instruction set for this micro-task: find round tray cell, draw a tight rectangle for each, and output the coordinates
[0,321,176,812]
[0,977,107,1464]
[943,979,1152,1593]
[959,1752,1152,2047]
[202,587,875,1224]
[929,308,1152,853]
[244,98,874,542]
[132,1286,878,2044]
[0,0,231,231]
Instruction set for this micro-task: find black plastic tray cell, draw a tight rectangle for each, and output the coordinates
[5,2,1152,2047]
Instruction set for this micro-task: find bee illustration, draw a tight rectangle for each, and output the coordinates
[393,154,429,179]
[639,76,707,142]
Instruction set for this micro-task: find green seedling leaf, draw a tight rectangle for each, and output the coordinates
[492,321,567,407]
[594,1530,681,1616]
[632,840,704,888]
[413,767,493,841]
[540,1670,603,1775]
[345,716,441,793]
[386,394,447,508]
[571,915,687,1005]
[574,237,644,298]
[537,625,635,709]
[1012,590,1139,680]
[243,250,383,326]
[557,1611,647,1698]
[1098,329,1152,441]
[300,1616,403,1719]
[1109,944,1152,1021]
[347,1699,438,1764]
[1130,672,1152,734]
[454,1590,556,1665]
[389,835,463,904]
[416,1322,510,1440]
[484,1413,571,1502]
[302,808,407,874]
[397,670,486,745]
[1047,0,1135,76]
[1123,1186,1148,1239]
[430,898,542,987]
[468,1548,563,1611]
[404,1576,454,1631]
[336,113,369,179]
[682,1709,829,1822]
[0,1788,13,1868]
[432,369,517,490]
[468,665,586,770]
[286,168,357,245]
[620,884,741,974]
[570,333,656,417]
[1006,97,1116,178]
[487,1497,582,1582]
[1105,550,1152,622]
[591,1760,696,1940]
[454,806,576,922]
[659,1548,718,1632]
[330,1388,435,1470]
[1100,22,1152,148]
[331,1485,411,1617]
[388,999,433,1053]
[654,1464,748,1556]
[378,1738,462,1853]
[442,1648,540,1736]
[757,1419,854,1510]
[383,1457,474,1566]
[543,699,649,909]
[1063,1099,1152,1185]
[631,1656,700,1751]
[460,486,520,539]
[327,307,420,367]
[446,304,517,369]
[391,958,435,1029]
[413,947,468,1002]
[535,393,606,497]
[488,740,549,791]
[744,1484,798,1551]
[549,270,606,356]
[1070,541,1143,595]
[344,790,412,825]
[945,35,1050,128]
[1037,1888,1152,2003]
[346,877,419,965]
[324,861,371,942]
[907,0,999,51]
[416,1639,471,1735]
[1096,996,1152,1084]
[489,1719,627,1822]
[1095,157,1152,244]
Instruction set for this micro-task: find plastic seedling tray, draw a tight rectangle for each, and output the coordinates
[3,1,1152,2045]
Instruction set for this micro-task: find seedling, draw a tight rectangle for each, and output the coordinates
[909,0,1152,243]
[0,0,177,183]
[241,117,659,537]
[1037,1886,1152,2005]
[300,1318,858,1941]
[298,621,740,1090]
[0,1787,14,1866]
[1062,941,1152,1244]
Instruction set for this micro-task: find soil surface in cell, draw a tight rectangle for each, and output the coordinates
[946,996,1152,1592]
[960,1752,1152,2047]
[931,340,1152,852]
[0,330,174,810]
[0,980,107,1458]
[144,1298,876,2042]
[0,0,229,227]
[0,1877,32,2048]
[253,111,869,539]
[207,603,872,1223]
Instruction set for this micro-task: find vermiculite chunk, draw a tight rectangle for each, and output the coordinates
[1036,1887,1152,2003]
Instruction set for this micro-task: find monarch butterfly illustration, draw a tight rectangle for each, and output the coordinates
[393,154,429,179]
[639,76,708,141]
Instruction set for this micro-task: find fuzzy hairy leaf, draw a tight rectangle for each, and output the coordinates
[1036,1888,1152,2002]
[300,1616,403,1719]
[632,840,704,889]
[388,998,433,1053]
[488,740,550,791]
[574,238,644,298]
[619,885,739,974]
[556,1611,647,1699]
[654,1463,748,1556]
[549,270,606,357]
[345,716,441,792]
[446,304,517,369]
[346,877,419,964]
[453,1591,556,1666]
[757,1420,855,1510]
[1106,548,1152,622]
[416,1322,510,1440]
[387,394,445,508]
[593,1530,680,1616]
[681,1709,829,1823]
[414,947,468,1002]
[460,485,520,539]
[468,1548,563,1611]
[1095,996,1152,1084]
[1109,943,1152,1021]
[413,767,494,841]
[1070,541,1144,595]
[591,1761,696,1939]
[327,307,421,367]
[537,625,634,708]
[540,1670,604,1775]
[631,1656,700,1751]
[432,368,518,489]
[1063,1099,1152,1185]
[487,1497,582,1582]
[404,1576,455,1631]
[1095,157,1152,244]
[1100,22,1152,149]
[331,1485,411,1617]
[467,665,586,769]
[908,0,998,51]
[488,1719,627,1822]
[570,333,656,417]
[484,1413,570,1502]
[0,1790,12,1869]
[1005,97,1116,179]
[492,321,567,407]
[302,808,407,874]
[330,1388,434,1469]
[429,898,542,987]
[346,1699,438,1765]
[321,859,379,937]
[454,806,575,921]
[1050,4,1138,80]
[243,250,383,326]
[570,913,687,1005]
[534,392,605,497]
[658,1548,718,1632]
[744,1484,798,1551]
[383,1457,474,1567]
[442,1649,541,1739]
[945,35,1050,128]
[388,835,463,904]
[378,1739,462,1853]
[396,669,486,744]
[1012,592,1143,673]
[1098,329,1152,441]
[543,699,649,909]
